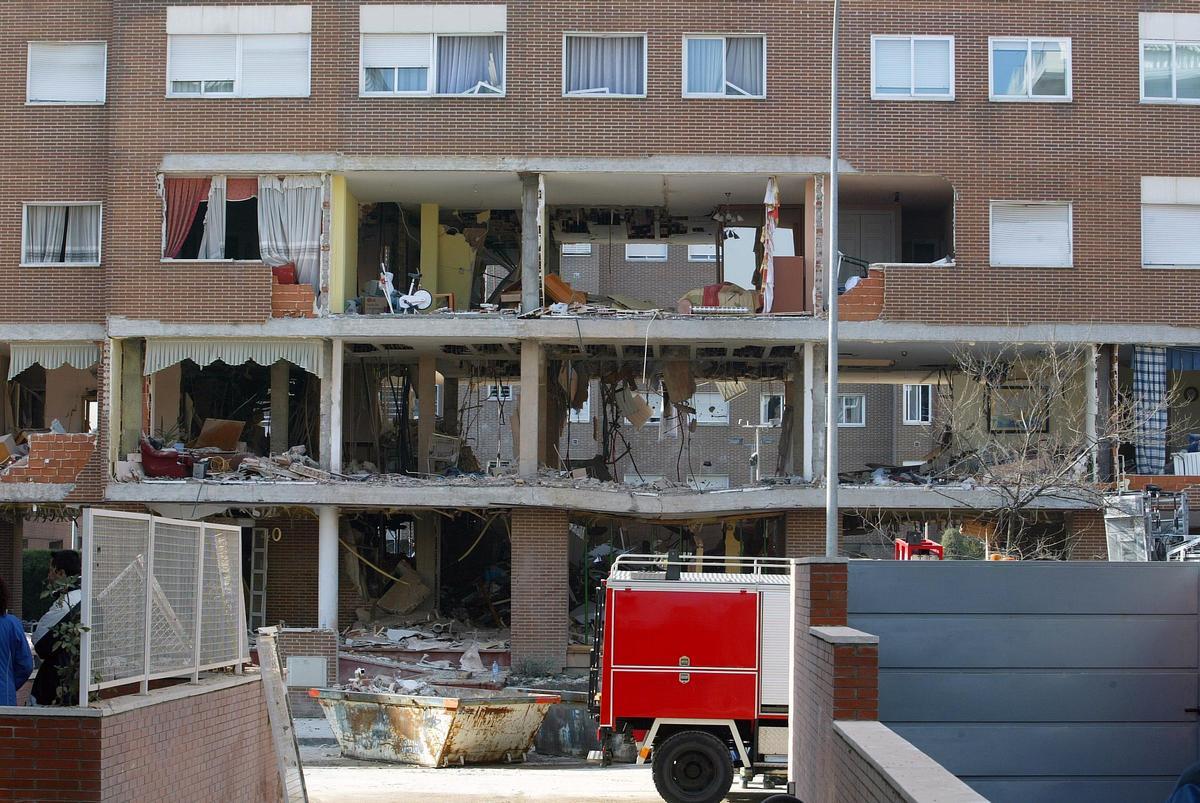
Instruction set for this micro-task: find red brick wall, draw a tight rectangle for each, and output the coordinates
[274,627,337,718]
[0,677,278,803]
[272,278,316,319]
[1068,509,1109,560]
[510,507,568,672]
[0,434,95,485]
[837,269,884,322]
[785,509,845,558]
[262,514,360,631]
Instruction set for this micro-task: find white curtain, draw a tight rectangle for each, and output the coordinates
[63,204,100,263]
[686,38,722,94]
[565,36,643,95]
[725,37,763,96]
[258,175,323,289]
[198,175,226,259]
[437,35,503,94]
[23,205,66,263]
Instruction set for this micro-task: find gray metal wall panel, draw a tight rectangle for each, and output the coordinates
[890,723,1197,776]
[966,778,1176,803]
[851,614,1198,669]
[845,561,1200,803]
[878,671,1199,723]
[849,561,1200,615]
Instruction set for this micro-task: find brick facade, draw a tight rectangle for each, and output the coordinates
[1068,509,1110,561]
[785,509,845,558]
[509,507,568,672]
[261,514,360,631]
[0,434,95,485]
[0,676,279,803]
[274,627,338,717]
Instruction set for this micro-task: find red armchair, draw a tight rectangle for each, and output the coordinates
[140,437,195,479]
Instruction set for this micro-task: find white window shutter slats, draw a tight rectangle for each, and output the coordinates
[1143,205,1200,266]
[240,34,311,97]
[913,39,951,94]
[873,39,910,93]
[168,35,237,82]
[27,42,107,103]
[363,34,432,68]
[990,203,1072,267]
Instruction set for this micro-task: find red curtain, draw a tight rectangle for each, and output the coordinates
[164,177,211,258]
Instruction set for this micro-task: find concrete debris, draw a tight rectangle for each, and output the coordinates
[374,563,431,615]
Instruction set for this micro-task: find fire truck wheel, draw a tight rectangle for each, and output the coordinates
[651,730,734,803]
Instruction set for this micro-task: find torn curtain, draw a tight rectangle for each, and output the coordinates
[258,175,323,291]
[164,177,211,259]
[760,176,780,313]
[1133,345,1168,475]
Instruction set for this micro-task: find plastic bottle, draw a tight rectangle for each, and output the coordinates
[491,660,500,684]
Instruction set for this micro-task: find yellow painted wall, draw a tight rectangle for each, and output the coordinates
[420,204,440,295]
[438,229,476,311]
[330,176,359,314]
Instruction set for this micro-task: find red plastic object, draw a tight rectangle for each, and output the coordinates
[894,538,945,560]
[271,263,298,284]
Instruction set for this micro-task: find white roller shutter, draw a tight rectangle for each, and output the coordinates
[1142,204,1200,267]
[990,202,1073,267]
[240,34,311,97]
[362,34,432,68]
[873,38,910,94]
[27,42,107,103]
[168,35,237,83]
[913,39,952,95]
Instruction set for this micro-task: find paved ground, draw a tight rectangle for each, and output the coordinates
[300,729,778,803]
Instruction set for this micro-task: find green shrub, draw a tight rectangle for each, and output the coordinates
[22,550,52,621]
[941,528,986,561]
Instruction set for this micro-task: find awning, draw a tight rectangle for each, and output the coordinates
[143,339,325,378]
[7,341,100,380]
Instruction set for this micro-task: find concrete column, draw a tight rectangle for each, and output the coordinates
[318,341,333,470]
[784,355,804,477]
[510,508,568,672]
[329,340,344,473]
[118,339,144,458]
[420,204,440,295]
[804,175,825,315]
[442,377,460,436]
[809,343,828,484]
[317,506,339,630]
[519,173,542,313]
[270,361,290,455]
[417,354,436,475]
[519,342,544,477]
[414,513,439,611]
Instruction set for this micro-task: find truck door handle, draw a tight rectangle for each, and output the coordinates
[679,673,690,684]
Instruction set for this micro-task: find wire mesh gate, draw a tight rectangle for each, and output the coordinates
[78,510,248,706]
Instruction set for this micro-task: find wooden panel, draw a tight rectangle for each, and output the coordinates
[770,256,809,313]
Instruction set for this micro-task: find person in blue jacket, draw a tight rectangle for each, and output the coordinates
[0,575,33,706]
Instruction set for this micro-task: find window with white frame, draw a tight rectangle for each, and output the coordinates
[692,391,730,425]
[161,175,262,261]
[625,243,668,261]
[687,244,718,262]
[165,6,311,98]
[561,242,593,256]
[408,384,443,419]
[683,35,765,98]
[903,384,933,425]
[564,34,646,96]
[1142,177,1200,267]
[989,202,1073,268]
[569,391,591,423]
[1142,41,1200,103]
[26,42,107,104]
[837,393,866,427]
[871,36,953,99]
[485,383,514,401]
[361,34,506,95]
[761,393,784,426]
[989,38,1070,100]
[22,203,102,266]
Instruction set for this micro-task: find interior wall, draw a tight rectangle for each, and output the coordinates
[150,363,183,439]
[44,366,97,433]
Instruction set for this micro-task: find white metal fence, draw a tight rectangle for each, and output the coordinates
[79,510,248,705]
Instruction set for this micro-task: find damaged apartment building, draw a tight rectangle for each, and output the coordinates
[1,1,1199,672]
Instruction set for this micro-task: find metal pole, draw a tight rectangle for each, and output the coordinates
[825,0,841,558]
[141,518,155,695]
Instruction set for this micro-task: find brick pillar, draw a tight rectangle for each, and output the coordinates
[510,508,568,673]
[0,518,21,617]
[790,558,881,803]
[1068,509,1108,560]
[785,509,843,558]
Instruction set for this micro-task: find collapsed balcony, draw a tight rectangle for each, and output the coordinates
[0,341,99,487]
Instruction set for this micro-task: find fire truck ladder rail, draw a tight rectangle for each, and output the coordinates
[610,553,794,577]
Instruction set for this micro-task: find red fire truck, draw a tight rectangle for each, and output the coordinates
[591,553,793,803]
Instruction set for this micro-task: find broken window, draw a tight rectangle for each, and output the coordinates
[22,203,101,266]
[691,391,730,425]
[761,393,783,426]
[12,365,46,430]
[564,34,646,96]
[164,177,261,261]
[569,390,591,423]
[361,34,505,95]
[683,35,765,98]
